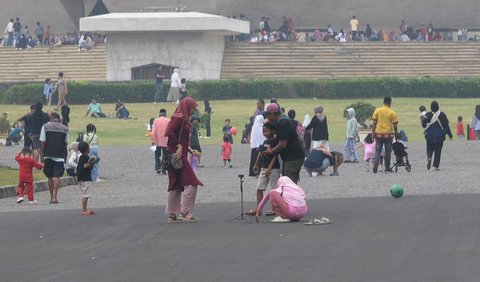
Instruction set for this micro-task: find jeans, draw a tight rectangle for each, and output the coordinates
[7,32,13,46]
[154,83,163,102]
[306,158,330,173]
[90,147,99,181]
[374,138,392,169]
[475,130,480,140]
[426,141,444,168]
[154,146,167,173]
[344,138,359,161]
[14,31,20,43]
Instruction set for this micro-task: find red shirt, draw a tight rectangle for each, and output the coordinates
[221,142,232,160]
[16,153,43,182]
[456,122,464,135]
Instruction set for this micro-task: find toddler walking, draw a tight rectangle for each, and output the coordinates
[221,135,232,168]
[77,141,99,216]
[357,133,376,171]
[456,116,465,141]
[15,147,43,204]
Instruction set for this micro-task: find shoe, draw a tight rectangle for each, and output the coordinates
[16,197,24,204]
[352,160,359,163]
[373,163,378,174]
[344,160,352,163]
[156,170,161,174]
[384,169,394,173]
[271,216,291,223]
[434,167,440,171]
[204,136,211,139]
[229,164,233,168]
[28,200,38,204]
[427,158,432,170]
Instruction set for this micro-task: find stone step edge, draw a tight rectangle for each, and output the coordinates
[0,177,78,199]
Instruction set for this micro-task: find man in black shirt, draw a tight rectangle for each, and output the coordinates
[264,103,305,183]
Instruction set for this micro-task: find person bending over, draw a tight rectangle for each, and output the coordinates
[304,144,344,176]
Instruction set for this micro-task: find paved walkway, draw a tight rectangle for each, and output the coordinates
[0,141,478,212]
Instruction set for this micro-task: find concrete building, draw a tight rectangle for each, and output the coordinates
[1,0,480,34]
[79,12,249,80]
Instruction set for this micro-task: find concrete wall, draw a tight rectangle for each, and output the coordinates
[106,32,225,81]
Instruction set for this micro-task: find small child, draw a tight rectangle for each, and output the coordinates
[222,119,233,144]
[43,78,53,106]
[247,122,280,216]
[83,124,100,182]
[189,116,202,170]
[77,141,99,216]
[457,116,465,141]
[15,147,43,204]
[357,133,375,171]
[419,105,427,123]
[221,135,232,168]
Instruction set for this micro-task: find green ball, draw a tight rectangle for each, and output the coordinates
[390,184,404,198]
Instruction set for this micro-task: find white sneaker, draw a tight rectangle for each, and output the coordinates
[16,197,24,204]
[28,200,38,204]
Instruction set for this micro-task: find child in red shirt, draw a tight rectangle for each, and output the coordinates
[221,135,232,168]
[15,147,43,204]
[456,116,465,141]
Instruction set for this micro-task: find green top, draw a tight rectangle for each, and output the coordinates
[88,103,102,113]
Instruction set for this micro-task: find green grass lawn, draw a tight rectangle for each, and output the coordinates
[0,166,46,187]
[1,98,478,146]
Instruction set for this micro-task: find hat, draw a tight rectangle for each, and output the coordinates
[266,103,281,114]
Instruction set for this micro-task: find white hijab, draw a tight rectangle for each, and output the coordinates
[250,115,266,149]
[302,114,311,127]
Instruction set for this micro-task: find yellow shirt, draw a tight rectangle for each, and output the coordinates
[350,19,359,31]
[372,105,398,137]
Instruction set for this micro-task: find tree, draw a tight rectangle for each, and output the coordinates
[344,102,376,129]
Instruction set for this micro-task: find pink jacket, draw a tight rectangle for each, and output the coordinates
[258,176,307,210]
[151,116,170,147]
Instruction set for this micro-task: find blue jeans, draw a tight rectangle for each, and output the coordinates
[306,158,330,173]
[154,83,164,102]
[374,138,392,169]
[90,147,99,181]
[344,138,359,161]
[7,32,13,46]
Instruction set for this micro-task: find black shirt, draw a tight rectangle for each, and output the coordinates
[155,71,163,84]
[77,154,92,181]
[276,118,305,161]
[304,150,334,169]
[261,138,280,169]
[305,115,329,141]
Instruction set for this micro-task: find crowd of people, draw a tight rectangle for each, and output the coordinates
[1,17,103,50]
[237,15,465,43]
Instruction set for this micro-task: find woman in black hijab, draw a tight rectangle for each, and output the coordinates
[422,101,453,171]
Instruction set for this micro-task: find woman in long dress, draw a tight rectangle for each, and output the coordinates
[165,97,203,223]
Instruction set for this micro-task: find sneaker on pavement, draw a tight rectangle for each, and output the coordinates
[373,163,378,174]
[16,197,24,204]
[28,200,38,204]
[427,158,432,170]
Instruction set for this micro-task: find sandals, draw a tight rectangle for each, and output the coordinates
[50,200,59,204]
[304,217,333,225]
[81,210,96,216]
[167,214,180,223]
[265,211,276,216]
[178,212,199,222]
[270,216,291,223]
[246,209,258,216]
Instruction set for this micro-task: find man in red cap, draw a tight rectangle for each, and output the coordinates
[264,103,305,183]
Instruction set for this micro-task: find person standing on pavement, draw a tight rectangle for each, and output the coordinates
[39,112,69,204]
[165,97,203,223]
[344,108,359,163]
[371,96,398,173]
[153,67,165,103]
[151,109,170,174]
[264,103,305,184]
[471,105,480,140]
[305,105,329,151]
[422,101,452,171]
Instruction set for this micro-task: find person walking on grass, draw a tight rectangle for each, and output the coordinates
[53,72,68,111]
[371,96,398,173]
[40,112,68,204]
[165,97,203,223]
[153,66,165,103]
[77,141,98,216]
[15,147,43,204]
[422,101,452,171]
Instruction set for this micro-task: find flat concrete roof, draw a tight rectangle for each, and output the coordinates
[79,12,250,35]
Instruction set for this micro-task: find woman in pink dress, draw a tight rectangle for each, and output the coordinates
[165,97,203,223]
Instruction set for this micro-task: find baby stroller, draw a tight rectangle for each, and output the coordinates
[391,141,411,173]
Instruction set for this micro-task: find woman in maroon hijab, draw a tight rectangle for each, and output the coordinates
[165,97,203,223]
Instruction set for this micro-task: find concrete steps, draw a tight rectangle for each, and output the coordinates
[0,45,107,82]
[221,42,480,79]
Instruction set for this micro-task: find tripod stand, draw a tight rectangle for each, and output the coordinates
[228,174,253,223]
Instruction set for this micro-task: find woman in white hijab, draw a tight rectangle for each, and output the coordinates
[249,114,266,176]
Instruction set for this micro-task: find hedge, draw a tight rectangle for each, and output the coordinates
[1,78,480,104]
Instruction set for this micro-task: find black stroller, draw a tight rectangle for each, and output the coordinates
[391,141,411,173]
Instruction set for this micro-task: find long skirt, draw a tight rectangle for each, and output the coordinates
[167,87,179,102]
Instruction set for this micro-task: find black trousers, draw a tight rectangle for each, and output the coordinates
[426,141,444,168]
[155,146,168,173]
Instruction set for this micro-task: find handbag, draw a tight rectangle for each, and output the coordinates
[161,123,184,170]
